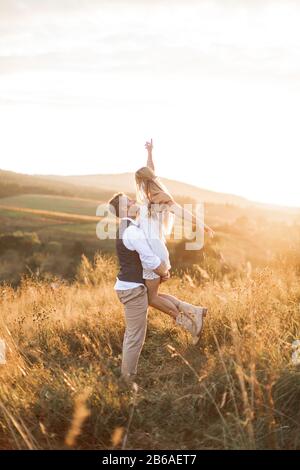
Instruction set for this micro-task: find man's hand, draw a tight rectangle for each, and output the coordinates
[154,261,168,277]
[160,271,170,283]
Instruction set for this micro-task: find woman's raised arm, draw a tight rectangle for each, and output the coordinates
[167,200,215,238]
[145,138,155,172]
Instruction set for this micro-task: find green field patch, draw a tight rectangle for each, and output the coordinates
[54,222,97,235]
[0,194,100,216]
[0,207,48,221]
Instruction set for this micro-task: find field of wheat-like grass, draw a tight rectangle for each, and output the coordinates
[0,254,299,450]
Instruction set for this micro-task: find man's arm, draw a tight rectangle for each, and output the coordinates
[123,225,168,276]
[153,261,168,277]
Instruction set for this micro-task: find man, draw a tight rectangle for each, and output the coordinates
[108,192,169,380]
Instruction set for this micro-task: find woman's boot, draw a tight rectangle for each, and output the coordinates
[176,301,208,345]
[178,301,208,318]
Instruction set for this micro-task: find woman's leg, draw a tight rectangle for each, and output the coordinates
[146,280,206,342]
[146,279,180,320]
[159,293,181,309]
[160,293,207,316]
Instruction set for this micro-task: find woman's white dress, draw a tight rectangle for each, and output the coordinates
[138,203,171,280]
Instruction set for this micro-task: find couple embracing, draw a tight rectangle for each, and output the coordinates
[108,139,214,380]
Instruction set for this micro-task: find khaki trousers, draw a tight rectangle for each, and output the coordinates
[116,285,148,377]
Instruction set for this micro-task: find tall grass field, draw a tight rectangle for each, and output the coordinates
[0,253,299,450]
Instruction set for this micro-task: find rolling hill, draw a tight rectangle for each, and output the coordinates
[1,168,299,239]
[0,169,113,201]
[41,172,250,206]
[0,167,299,285]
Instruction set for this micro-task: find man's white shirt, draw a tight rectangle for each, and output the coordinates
[114,217,161,291]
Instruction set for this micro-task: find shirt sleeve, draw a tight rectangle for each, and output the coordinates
[123,225,161,271]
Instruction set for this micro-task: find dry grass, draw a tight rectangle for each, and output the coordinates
[0,254,300,450]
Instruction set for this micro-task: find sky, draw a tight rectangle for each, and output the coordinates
[0,0,300,207]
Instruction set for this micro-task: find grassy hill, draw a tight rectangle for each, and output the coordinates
[0,168,299,285]
[0,173,113,284]
[0,194,99,217]
[0,169,114,201]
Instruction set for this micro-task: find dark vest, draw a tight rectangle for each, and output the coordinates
[116,219,145,284]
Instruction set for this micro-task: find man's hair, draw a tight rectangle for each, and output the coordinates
[108,192,126,218]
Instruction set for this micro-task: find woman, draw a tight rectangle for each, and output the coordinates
[136,139,214,344]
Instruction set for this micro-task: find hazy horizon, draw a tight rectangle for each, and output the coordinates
[2,166,299,210]
[1,0,300,207]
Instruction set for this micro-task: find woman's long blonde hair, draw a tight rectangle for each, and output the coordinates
[135,166,175,235]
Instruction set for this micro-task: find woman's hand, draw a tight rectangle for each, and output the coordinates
[144,139,153,153]
[145,138,155,171]
[205,226,215,238]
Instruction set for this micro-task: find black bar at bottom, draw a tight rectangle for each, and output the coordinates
[0,449,298,467]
